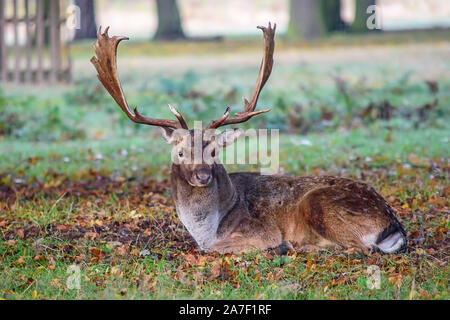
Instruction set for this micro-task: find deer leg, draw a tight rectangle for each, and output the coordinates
[212,215,283,254]
[210,227,283,254]
[209,235,264,254]
[269,241,294,255]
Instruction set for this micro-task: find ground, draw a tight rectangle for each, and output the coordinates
[0,30,449,299]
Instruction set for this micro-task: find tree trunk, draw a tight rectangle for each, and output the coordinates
[74,0,97,40]
[350,0,376,33]
[154,0,185,40]
[320,0,346,32]
[287,0,326,40]
[43,0,50,45]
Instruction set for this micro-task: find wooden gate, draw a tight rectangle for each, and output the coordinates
[0,0,71,84]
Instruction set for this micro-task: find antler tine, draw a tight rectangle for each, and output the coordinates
[207,22,276,129]
[168,104,189,130]
[91,26,188,129]
[244,22,276,113]
[209,107,231,128]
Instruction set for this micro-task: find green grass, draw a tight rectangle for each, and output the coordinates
[68,28,450,59]
[1,125,448,183]
[0,34,449,300]
[1,124,448,299]
[0,238,447,299]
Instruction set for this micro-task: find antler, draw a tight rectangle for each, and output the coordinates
[91,26,188,129]
[207,22,276,129]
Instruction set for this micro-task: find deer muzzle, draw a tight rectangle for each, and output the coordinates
[194,168,212,186]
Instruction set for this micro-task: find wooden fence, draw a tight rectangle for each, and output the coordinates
[0,0,72,84]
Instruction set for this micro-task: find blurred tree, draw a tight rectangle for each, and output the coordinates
[350,0,376,32]
[320,0,346,32]
[154,0,185,40]
[74,0,98,40]
[288,0,325,40]
[43,0,50,44]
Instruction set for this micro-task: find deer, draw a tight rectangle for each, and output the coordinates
[91,24,407,255]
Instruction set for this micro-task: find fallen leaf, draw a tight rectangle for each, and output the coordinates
[388,274,403,288]
[85,232,98,240]
[56,225,71,231]
[117,246,128,256]
[17,229,25,239]
[418,288,431,299]
[50,278,59,287]
[90,248,105,258]
[208,262,221,280]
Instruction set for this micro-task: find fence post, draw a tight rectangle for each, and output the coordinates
[50,0,61,83]
[25,0,32,82]
[13,0,20,82]
[0,0,6,82]
[0,0,70,84]
[36,0,44,83]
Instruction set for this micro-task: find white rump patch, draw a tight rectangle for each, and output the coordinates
[376,231,405,253]
[362,231,405,253]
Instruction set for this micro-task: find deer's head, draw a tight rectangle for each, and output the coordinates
[91,24,276,187]
[159,127,242,187]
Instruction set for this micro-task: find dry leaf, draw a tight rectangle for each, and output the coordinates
[17,229,25,239]
[50,278,59,287]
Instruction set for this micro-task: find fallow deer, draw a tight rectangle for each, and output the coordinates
[91,24,407,254]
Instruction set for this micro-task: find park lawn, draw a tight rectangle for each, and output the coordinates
[0,125,448,300]
[0,33,449,299]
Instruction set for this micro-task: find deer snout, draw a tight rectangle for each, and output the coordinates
[195,169,212,186]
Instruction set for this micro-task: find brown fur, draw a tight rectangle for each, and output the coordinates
[168,139,407,254]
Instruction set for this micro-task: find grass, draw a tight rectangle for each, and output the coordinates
[0,126,448,182]
[0,32,449,300]
[1,128,447,300]
[68,28,450,59]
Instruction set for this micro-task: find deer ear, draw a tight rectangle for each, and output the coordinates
[216,128,243,147]
[160,127,189,145]
[160,127,176,144]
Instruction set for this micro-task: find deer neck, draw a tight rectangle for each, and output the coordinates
[170,164,236,250]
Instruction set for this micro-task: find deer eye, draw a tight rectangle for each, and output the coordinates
[178,152,183,157]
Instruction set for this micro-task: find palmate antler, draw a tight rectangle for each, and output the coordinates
[91,23,276,131]
[207,23,276,129]
[91,26,188,129]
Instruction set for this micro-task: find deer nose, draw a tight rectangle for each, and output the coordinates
[195,170,211,184]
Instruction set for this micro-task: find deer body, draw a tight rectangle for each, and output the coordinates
[171,163,407,254]
[91,23,407,255]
